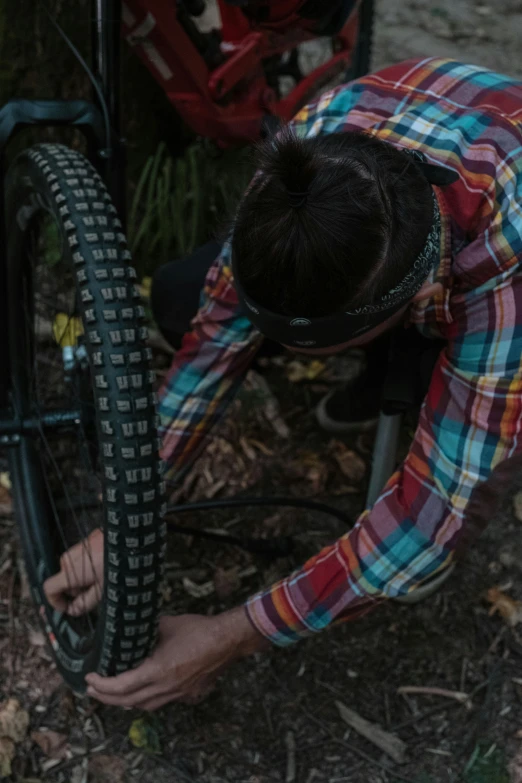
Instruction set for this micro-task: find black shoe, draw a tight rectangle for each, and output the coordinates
[316,374,381,433]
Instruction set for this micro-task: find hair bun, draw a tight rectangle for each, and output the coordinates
[256,126,321,203]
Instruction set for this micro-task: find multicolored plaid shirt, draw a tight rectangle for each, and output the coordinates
[158,58,522,646]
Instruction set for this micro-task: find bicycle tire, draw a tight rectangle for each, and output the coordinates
[346,0,374,81]
[6,142,166,691]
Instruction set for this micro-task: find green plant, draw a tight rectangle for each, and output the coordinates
[393,744,510,783]
[41,215,62,267]
[464,743,509,783]
[128,140,253,276]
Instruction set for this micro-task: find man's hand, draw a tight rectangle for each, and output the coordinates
[43,528,104,615]
[86,607,268,710]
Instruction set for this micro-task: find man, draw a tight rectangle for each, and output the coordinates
[45,57,522,710]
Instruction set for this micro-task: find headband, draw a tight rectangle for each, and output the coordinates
[232,149,456,349]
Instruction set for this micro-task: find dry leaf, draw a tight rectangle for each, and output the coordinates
[31,730,68,760]
[0,544,12,577]
[0,737,15,777]
[138,276,152,300]
[213,567,241,600]
[0,484,12,516]
[486,587,522,627]
[28,627,46,648]
[514,491,522,522]
[70,761,88,783]
[182,577,214,599]
[286,360,325,383]
[249,439,274,457]
[128,718,161,753]
[88,754,127,783]
[296,451,330,493]
[288,451,329,494]
[0,699,29,743]
[239,437,256,461]
[307,465,328,494]
[329,440,366,483]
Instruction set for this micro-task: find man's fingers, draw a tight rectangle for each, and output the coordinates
[44,572,74,612]
[85,688,138,708]
[68,584,101,616]
[85,663,155,697]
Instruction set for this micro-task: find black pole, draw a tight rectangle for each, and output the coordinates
[0,153,10,409]
[91,0,126,226]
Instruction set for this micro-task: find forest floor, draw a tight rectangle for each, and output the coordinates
[1,1,522,782]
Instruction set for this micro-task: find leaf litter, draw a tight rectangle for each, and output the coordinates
[486,586,522,627]
[0,699,29,777]
[31,729,68,760]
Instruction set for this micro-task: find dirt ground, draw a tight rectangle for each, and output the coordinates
[1,1,522,782]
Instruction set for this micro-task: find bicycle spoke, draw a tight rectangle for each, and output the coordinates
[20,215,106,638]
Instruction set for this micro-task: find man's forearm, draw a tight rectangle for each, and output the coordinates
[216,606,271,663]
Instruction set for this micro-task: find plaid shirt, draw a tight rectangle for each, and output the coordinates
[158,58,522,646]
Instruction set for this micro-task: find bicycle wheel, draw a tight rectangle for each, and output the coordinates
[346,0,374,81]
[5,143,166,691]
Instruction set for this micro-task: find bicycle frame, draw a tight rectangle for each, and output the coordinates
[0,0,124,423]
[122,0,361,145]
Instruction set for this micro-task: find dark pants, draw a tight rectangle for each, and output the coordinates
[150,243,444,408]
[151,241,222,350]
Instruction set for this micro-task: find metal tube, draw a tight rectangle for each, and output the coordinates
[365,412,402,508]
[92,0,121,137]
[91,0,126,223]
[0,409,82,439]
[0,153,10,408]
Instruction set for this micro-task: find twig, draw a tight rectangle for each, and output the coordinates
[398,692,423,736]
[384,690,392,729]
[397,686,473,711]
[391,676,493,732]
[285,730,296,783]
[479,626,507,662]
[459,657,468,694]
[335,701,407,765]
[263,698,274,738]
[248,371,290,438]
[391,702,453,732]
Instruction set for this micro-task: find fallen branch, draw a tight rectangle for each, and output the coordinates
[335,701,407,765]
[285,730,296,783]
[397,686,473,711]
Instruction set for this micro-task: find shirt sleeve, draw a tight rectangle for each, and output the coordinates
[246,265,522,646]
[157,241,262,481]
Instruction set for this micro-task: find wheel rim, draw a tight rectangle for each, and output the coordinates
[15,208,105,655]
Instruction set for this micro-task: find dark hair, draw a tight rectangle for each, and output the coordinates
[231,128,434,317]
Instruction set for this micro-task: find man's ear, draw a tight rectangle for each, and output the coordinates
[412,281,443,302]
